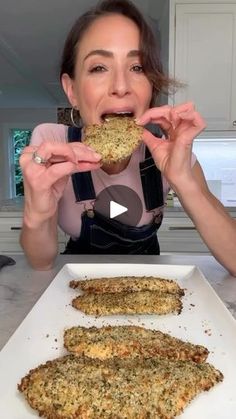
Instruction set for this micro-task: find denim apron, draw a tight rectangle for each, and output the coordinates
[63,126,164,255]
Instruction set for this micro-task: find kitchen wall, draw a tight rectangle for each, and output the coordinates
[150,0,169,75]
[150,0,169,105]
[193,139,236,207]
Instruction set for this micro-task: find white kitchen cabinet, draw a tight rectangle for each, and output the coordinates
[158,211,208,253]
[158,208,236,254]
[0,212,67,254]
[1,208,235,255]
[0,212,23,254]
[169,1,236,134]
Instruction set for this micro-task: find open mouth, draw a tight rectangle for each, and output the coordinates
[101,111,134,121]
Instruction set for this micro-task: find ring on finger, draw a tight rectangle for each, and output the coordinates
[32,151,48,165]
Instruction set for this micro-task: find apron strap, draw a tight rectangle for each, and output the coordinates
[140,124,164,210]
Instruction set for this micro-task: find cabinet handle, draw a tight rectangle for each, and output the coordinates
[10,227,22,230]
[168,226,196,231]
[233,121,236,127]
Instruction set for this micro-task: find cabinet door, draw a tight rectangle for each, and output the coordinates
[174,3,236,132]
[158,214,209,253]
[0,214,67,254]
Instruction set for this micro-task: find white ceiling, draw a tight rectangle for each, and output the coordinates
[0,0,161,108]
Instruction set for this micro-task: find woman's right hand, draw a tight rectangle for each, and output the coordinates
[20,141,101,227]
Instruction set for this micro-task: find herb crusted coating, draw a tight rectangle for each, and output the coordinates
[18,355,223,419]
[72,290,183,316]
[83,115,143,163]
[64,325,209,363]
[69,276,185,296]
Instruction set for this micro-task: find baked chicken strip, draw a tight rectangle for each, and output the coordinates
[64,325,209,363]
[72,290,183,316]
[69,276,184,296]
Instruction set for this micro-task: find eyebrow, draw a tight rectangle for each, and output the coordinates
[83,49,140,61]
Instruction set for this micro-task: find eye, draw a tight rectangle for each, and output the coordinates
[131,64,144,73]
[89,65,107,73]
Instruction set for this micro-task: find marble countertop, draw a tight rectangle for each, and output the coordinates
[0,254,236,351]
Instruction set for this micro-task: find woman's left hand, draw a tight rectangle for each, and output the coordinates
[137,102,206,190]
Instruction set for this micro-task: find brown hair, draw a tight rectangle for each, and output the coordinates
[60,0,177,105]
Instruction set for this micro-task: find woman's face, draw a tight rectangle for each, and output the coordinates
[63,14,153,125]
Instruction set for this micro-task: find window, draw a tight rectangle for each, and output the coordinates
[11,129,32,196]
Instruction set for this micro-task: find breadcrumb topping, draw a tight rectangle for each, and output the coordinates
[84,115,143,163]
[72,291,183,316]
[64,325,209,362]
[18,355,223,419]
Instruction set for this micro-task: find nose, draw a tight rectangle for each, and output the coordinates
[108,69,131,97]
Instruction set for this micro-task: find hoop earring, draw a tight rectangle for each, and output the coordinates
[70,107,82,128]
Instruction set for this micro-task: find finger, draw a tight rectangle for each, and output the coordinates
[50,150,101,164]
[21,143,101,170]
[169,111,201,163]
[141,128,164,153]
[40,161,102,189]
[70,143,101,162]
[172,101,195,114]
[169,103,196,130]
[138,112,175,139]
[32,141,101,164]
[21,145,37,154]
[74,162,102,172]
[175,111,206,143]
[169,110,181,130]
[20,144,77,169]
[178,109,206,126]
[36,142,77,164]
[149,117,173,136]
[20,145,37,167]
[136,106,172,126]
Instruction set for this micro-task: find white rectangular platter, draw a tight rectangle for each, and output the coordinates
[1,263,236,418]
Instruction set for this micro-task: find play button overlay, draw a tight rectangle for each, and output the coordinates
[94,185,143,226]
[110,201,128,219]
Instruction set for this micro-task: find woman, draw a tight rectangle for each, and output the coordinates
[20,0,236,275]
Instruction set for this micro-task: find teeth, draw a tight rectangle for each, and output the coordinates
[102,111,134,121]
[115,111,132,115]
